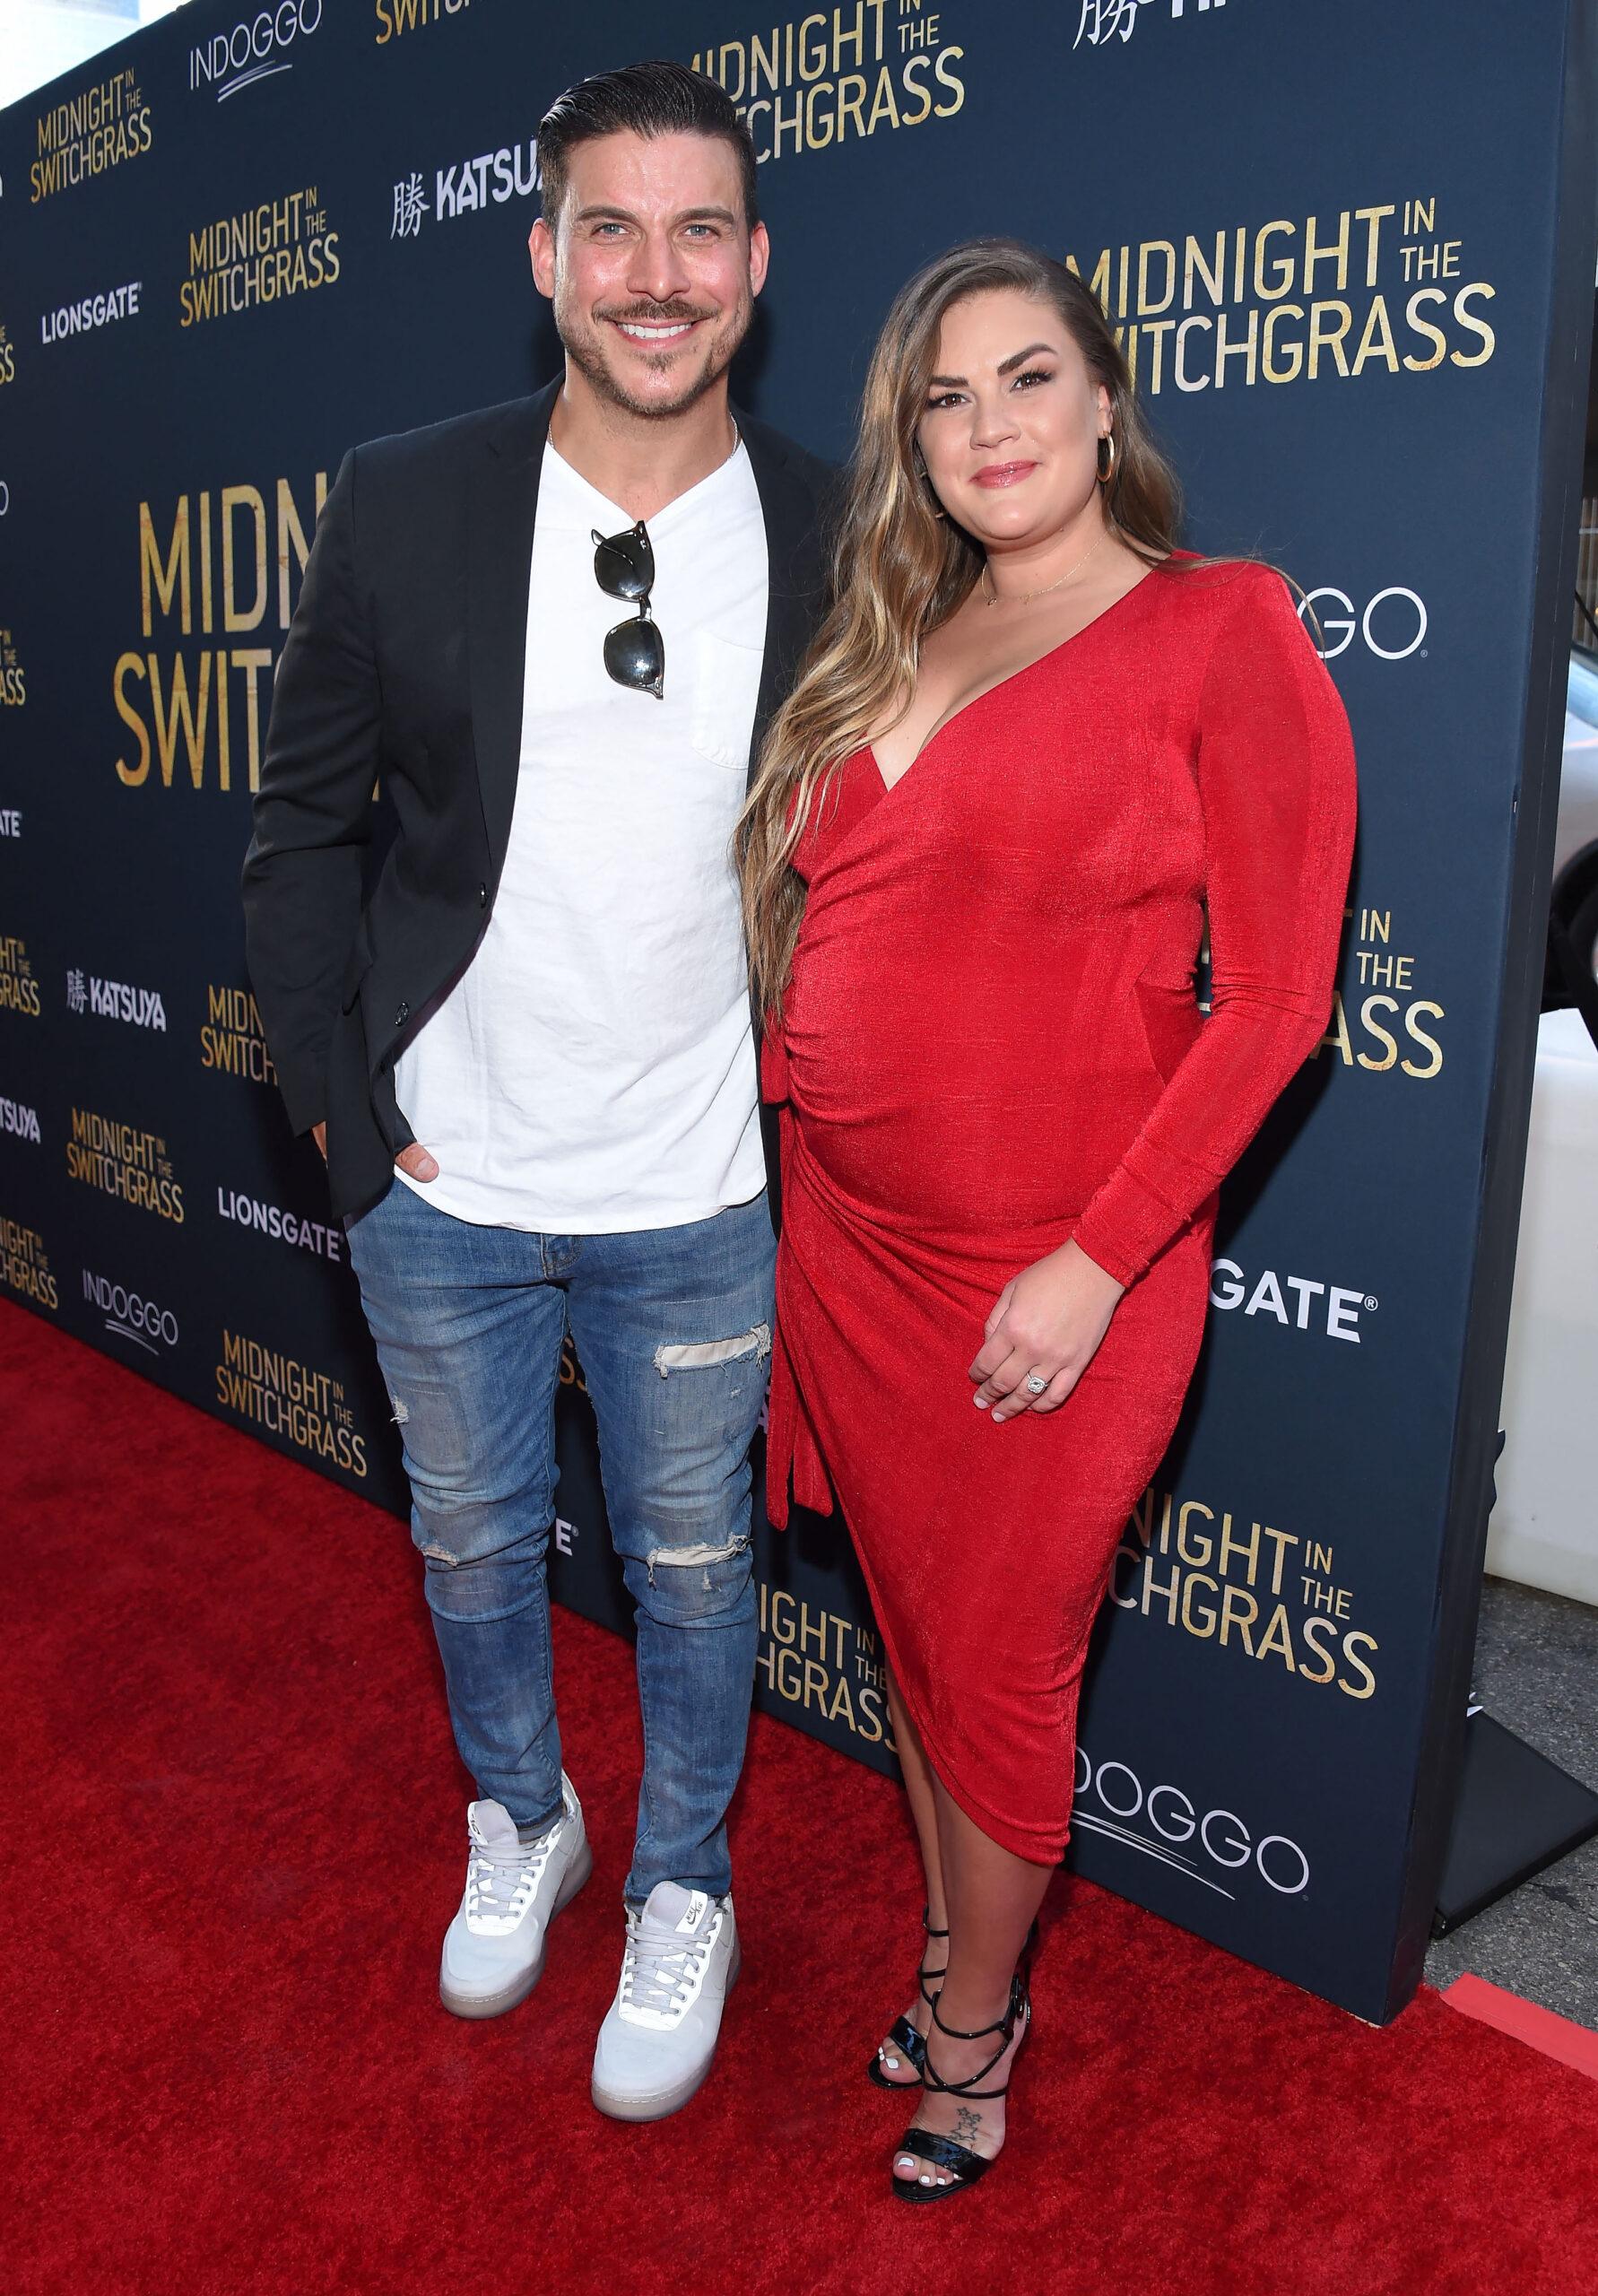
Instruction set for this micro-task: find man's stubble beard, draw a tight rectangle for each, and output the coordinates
[557,289,754,423]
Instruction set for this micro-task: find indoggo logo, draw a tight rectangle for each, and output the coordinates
[1300,586,1427,662]
[191,3,324,102]
[1209,1259,1375,1343]
[1073,1745,1309,1901]
[83,1268,178,1353]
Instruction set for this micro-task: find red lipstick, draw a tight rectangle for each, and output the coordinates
[973,461,1038,488]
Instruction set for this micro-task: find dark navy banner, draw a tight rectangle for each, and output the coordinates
[1,0,1591,2021]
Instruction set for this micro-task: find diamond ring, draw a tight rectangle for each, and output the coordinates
[1023,1372,1048,1396]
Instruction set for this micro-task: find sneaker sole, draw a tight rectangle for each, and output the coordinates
[439,1834,594,2021]
[589,1935,742,2123]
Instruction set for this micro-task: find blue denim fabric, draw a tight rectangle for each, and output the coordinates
[345,1182,775,1901]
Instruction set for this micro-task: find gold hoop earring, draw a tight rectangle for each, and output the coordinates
[912,452,947,521]
[1097,430,1118,486]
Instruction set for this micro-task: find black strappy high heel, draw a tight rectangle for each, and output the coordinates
[890,1969,1031,2203]
[866,1906,949,2089]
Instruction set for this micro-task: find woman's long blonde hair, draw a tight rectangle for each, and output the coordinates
[735,238,1189,1022]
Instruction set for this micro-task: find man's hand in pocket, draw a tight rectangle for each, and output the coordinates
[310,1122,439,1183]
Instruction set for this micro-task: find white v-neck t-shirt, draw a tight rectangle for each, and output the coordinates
[392,437,769,1231]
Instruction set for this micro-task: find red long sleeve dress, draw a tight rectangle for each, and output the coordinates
[761,556,1358,1865]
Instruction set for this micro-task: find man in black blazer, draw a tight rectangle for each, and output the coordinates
[242,63,830,2123]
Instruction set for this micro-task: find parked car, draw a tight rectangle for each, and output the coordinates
[1486,650,1598,1604]
[1544,650,1598,1008]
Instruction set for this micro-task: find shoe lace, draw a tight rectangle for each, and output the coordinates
[621,1912,714,2017]
[465,1824,554,1924]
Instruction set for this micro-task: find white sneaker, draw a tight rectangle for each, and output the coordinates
[439,1776,592,2020]
[590,1883,741,2122]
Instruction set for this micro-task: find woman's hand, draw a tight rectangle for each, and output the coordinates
[968,1239,1126,1422]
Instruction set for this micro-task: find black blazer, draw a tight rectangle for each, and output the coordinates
[242,379,833,1226]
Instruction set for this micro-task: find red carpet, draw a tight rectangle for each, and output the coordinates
[5,1298,1596,2296]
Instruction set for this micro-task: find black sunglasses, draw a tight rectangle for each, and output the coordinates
[592,520,664,700]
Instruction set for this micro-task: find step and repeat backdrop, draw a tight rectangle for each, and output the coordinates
[0,0,1591,2022]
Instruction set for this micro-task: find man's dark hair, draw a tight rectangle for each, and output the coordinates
[537,60,760,234]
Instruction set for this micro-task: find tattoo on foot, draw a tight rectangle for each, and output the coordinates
[951,2106,984,2148]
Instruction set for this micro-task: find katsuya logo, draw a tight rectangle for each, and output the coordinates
[391,133,538,235]
[1073,0,1229,49]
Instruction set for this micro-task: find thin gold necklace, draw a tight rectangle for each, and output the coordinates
[982,526,1107,609]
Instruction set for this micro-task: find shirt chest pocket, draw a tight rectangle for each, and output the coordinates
[689,630,765,771]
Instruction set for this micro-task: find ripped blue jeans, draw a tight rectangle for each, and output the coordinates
[345,1181,774,1901]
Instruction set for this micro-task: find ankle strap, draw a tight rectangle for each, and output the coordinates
[921,1903,950,1942]
[923,1978,1028,2100]
[929,1970,1024,2046]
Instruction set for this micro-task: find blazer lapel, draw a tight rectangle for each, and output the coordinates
[741,417,829,792]
[467,381,559,866]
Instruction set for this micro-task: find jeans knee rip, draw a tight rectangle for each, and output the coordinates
[389,1395,410,1426]
[644,1533,751,1588]
[652,1323,771,1378]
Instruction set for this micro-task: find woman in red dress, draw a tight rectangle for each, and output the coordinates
[736,241,1356,2201]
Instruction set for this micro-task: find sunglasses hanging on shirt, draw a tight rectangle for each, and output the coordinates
[592,519,664,700]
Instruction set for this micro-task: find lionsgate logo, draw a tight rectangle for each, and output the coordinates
[39,280,142,347]
[0,1095,41,1144]
[66,970,168,1031]
[191,1,324,103]
[1209,1258,1376,1344]
[1073,1744,1308,1902]
[216,1184,343,1263]
[83,1268,178,1355]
